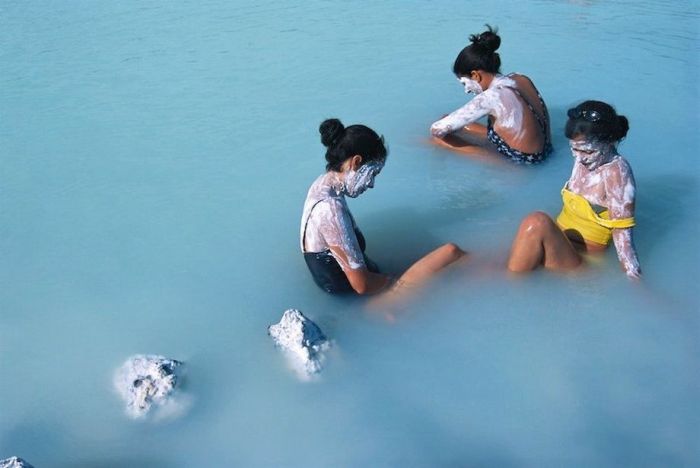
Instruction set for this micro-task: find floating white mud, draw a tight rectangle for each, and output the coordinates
[268,309,331,380]
[0,457,34,468]
[114,355,187,420]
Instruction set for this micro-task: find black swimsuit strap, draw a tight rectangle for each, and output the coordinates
[301,197,366,253]
[301,198,326,253]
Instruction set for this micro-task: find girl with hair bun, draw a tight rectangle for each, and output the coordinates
[430,25,552,164]
[507,101,641,278]
[301,118,465,295]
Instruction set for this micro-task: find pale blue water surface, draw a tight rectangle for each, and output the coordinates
[1,1,699,466]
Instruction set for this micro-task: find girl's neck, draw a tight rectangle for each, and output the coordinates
[480,72,498,90]
[323,170,346,195]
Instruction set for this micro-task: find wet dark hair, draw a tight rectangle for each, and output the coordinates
[565,100,629,143]
[319,118,388,172]
[453,25,502,76]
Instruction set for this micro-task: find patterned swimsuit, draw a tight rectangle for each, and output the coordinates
[487,84,552,164]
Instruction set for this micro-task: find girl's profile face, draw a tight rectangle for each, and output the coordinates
[344,159,384,198]
[458,76,483,95]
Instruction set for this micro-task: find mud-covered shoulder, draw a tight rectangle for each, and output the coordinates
[606,155,636,187]
[603,155,636,210]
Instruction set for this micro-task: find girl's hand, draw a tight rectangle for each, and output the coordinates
[430,122,451,138]
[625,265,642,280]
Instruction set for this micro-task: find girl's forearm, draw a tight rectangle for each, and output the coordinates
[613,229,641,278]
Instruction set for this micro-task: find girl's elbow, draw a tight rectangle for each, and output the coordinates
[353,284,370,295]
[347,272,370,295]
[350,278,369,296]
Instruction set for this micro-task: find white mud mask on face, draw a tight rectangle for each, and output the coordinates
[569,140,615,171]
[343,160,384,198]
[459,76,483,95]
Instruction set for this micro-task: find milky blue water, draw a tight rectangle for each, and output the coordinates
[1,1,699,466]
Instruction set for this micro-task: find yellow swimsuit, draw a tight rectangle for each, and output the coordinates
[556,188,635,246]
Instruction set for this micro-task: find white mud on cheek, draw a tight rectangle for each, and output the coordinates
[569,140,615,170]
[343,160,383,198]
[459,77,483,94]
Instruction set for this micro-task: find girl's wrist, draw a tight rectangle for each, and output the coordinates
[625,264,642,278]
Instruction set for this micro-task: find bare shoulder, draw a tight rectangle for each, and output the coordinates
[310,195,347,220]
[603,155,636,200]
[507,73,544,107]
[509,73,534,88]
[607,155,635,179]
[322,195,347,212]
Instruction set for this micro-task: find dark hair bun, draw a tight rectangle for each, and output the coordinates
[318,119,388,172]
[614,116,629,140]
[319,118,345,148]
[469,25,500,54]
[564,100,630,143]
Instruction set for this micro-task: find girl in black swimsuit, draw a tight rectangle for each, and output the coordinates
[300,118,465,295]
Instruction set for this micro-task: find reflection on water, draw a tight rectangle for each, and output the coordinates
[1,0,698,466]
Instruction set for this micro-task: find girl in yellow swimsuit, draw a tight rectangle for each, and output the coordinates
[507,100,642,279]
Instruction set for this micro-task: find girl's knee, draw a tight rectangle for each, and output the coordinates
[519,211,555,235]
[441,242,466,260]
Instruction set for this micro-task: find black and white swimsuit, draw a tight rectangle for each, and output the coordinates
[431,74,552,164]
[487,83,552,164]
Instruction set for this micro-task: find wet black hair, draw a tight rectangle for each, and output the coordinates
[565,100,629,143]
[319,118,388,172]
[453,25,502,77]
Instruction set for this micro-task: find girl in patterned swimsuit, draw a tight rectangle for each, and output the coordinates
[430,26,552,164]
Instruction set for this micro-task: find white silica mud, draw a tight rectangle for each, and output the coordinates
[268,309,331,381]
[0,458,34,468]
[113,355,189,421]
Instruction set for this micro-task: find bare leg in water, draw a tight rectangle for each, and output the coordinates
[397,242,466,285]
[507,211,582,272]
[371,243,467,311]
[430,124,507,165]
